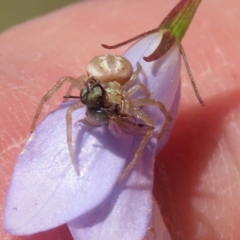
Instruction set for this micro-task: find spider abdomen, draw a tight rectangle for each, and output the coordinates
[87,54,133,85]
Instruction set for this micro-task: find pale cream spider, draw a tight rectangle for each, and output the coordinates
[31,54,172,180]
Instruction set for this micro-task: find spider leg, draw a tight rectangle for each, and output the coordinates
[31,76,79,132]
[118,107,153,181]
[66,101,84,174]
[126,83,150,98]
[63,75,88,102]
[124,63,150,98]
[131,98,172,139]
[124,62,142,88]
[118,130,152,182]
[118,98,171,181]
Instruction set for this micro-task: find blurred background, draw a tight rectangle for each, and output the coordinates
[0,0,81,33]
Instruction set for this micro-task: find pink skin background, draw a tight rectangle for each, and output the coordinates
[0,0,240,239]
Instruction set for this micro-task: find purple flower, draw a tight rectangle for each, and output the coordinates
[4,32,181,240]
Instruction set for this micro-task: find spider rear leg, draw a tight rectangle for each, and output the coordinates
[131,98,172,139]
[118,99,172,181]
[118,107,154,181]
[118,130,153,182]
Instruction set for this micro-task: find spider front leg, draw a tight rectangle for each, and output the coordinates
[31,76,79,132]
[66,101,84,174]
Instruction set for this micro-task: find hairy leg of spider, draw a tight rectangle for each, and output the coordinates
[119,98,171,180]
[131,98,172,140]
[118,130,153,182]
[30,76,78,132]
[127,83,150,98]
[179,43,205,106]
[66,101,84,174]
[124,63,142,89]
[63,76,88,102]
[118,107,153,181]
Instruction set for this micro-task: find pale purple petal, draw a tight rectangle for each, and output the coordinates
[68,136,156,240]
[67,34,180,240]
[4,102,132,234]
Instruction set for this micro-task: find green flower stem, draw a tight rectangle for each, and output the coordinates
[160,0,202,43]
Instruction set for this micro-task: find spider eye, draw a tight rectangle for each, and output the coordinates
[80,78,107,108]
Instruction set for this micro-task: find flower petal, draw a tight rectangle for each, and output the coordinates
[4,102,132,235]
[68,135,156,240]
